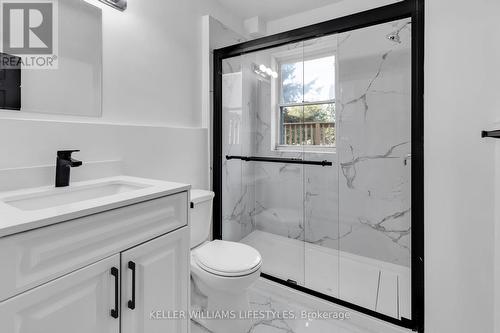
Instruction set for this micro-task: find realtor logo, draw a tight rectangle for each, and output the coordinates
[0,0,58,69]
[3,2,53,54]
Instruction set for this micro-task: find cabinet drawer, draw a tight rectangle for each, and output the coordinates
[0,192,188,301]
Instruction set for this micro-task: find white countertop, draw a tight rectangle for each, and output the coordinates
[0,176,190,238]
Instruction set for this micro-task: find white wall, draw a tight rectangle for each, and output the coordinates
[265,0,398,36]
[0,119,208,191]
[425,1,499,332]
[0,0,246,191]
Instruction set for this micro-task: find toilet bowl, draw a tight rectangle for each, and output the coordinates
[189,190,262,333]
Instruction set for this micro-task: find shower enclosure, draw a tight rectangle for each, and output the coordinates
[213,1,424,331]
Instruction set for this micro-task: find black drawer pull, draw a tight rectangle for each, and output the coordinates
[128,261,136,310]
[110,267,119,319]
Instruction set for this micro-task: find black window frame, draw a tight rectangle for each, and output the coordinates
[277,53,337,149]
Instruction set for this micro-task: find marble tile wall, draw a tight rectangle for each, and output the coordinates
[336,18,412,266]
[221,67,256,242]
[221,18,412,267]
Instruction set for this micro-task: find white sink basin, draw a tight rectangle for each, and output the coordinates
[0,176,191,238]
[3,181,149,211]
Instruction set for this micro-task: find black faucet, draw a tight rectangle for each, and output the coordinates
[55,150,82,187]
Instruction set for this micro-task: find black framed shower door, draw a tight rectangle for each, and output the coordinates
[212,0,424,331]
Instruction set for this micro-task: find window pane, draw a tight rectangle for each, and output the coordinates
[280,104,335,146]
[304,55,335,103]
[280,61,304,104]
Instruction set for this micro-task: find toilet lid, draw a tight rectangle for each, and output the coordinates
[194,240,262,277]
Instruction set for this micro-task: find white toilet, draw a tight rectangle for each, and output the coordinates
[189,189,262,333]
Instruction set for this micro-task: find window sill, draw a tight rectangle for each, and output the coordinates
[274,145,337,155]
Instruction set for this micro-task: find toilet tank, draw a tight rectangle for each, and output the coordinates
[190,189,215,249]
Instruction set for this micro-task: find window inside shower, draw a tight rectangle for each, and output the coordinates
[277,53,336,149]
[215,10,421,328]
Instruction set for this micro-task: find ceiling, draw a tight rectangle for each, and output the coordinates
[216,0,343,21]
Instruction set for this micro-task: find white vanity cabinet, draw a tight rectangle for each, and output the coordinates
[0,189,190,333]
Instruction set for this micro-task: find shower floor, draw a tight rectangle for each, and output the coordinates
[240,230,410,320]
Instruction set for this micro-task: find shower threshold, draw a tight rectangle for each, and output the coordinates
[240,230,410,320]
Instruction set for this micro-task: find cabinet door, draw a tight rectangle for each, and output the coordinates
[121,227,189,333]
[0,254,120,333]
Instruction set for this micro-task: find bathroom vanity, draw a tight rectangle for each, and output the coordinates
[0,176,190,333]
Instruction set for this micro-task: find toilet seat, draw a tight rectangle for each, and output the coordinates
[193,240,262,277]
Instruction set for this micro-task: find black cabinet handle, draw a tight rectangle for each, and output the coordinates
[128,261,136,310]
[110,267,119,319]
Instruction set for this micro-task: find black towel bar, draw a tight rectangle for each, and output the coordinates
[226,155,333,167]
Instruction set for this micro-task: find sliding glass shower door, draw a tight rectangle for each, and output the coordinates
[300,34,340,299]
[221,41,308,286]
[337,18,412,318]
[219,15,413,322]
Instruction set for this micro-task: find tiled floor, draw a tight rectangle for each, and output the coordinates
[191,285,360,333]
[191,320,212,333]
[191,278,410,333]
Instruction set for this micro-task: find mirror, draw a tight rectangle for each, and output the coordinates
[0,0,102,117]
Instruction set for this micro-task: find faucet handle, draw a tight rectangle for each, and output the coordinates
[57,150,80,159]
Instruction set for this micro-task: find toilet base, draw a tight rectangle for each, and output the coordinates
[195,293,252,333]
[190,241,262,333]
[192,276,254,333]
